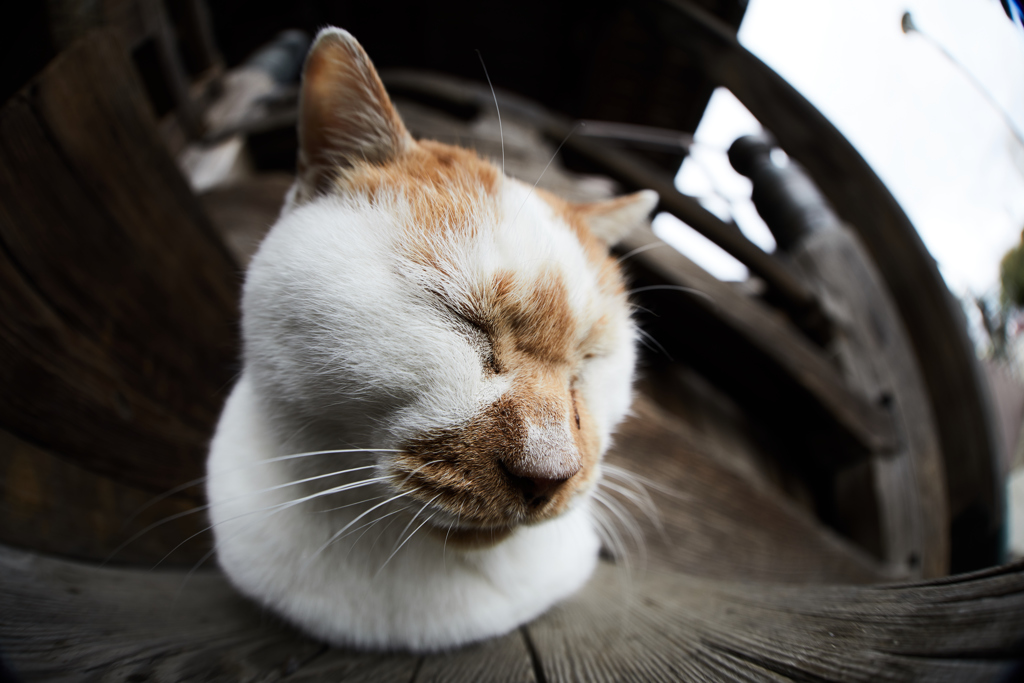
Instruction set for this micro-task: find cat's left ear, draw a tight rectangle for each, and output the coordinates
[577,190,660,246]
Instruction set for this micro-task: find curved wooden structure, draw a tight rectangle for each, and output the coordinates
[1,2,1021,680]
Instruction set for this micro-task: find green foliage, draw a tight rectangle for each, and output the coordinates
[1000,231,1024,308]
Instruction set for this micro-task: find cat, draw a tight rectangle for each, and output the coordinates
[205,26,658,652]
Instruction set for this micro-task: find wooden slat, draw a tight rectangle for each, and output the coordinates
[525,561,1024,683]
[414,633,536,683]
[0,544,322,681]
[606,395,885,583]
[5,544,1020,682]
[0,30,238,496]
[281,650,419,682]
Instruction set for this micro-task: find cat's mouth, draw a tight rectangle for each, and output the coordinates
[388,459,586,536]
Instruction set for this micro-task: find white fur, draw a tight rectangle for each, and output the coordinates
[207,174,639,651]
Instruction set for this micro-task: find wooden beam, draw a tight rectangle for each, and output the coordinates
[620,226,898,462]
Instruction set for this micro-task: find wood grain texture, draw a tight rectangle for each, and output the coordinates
[618,225,896,463]
[416,633,536,683]
[789,226,949,578]
[0,427,209,566]
[0,30,238,498]
[526,561,1024,683]
[3,544,1020,682]
[0,544,321,682]
[606,395,885,584]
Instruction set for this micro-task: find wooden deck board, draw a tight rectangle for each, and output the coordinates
[3,544,1022,682]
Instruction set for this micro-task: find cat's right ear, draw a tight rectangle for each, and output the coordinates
[296,28,413,198]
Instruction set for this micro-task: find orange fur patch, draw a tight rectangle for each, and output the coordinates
[396,384,600,548]
[535,188,629,297]
[335,140,499,237]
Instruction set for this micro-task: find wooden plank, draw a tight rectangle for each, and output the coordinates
[605,395,885,584]
[278,649,418,683]
[525,561,1024,683]
[3,544,1023,681]
[619,225,897,464]
[0,427,208,565]
[0,544,321,681]
[0,194,211,494]
[417,631,536,683]
[789,226,949,577]
[199,173,294,267]
[0,31,238,495]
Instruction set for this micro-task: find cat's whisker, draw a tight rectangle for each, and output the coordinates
[590,503,627,569]
[603,463,685,500]
[125,448,398,528]
[509,122,583,230]
[142,476,392,569]
[308,491,414,563]
[591,489,647,576]
[109,469,386,564]
[318,493,388,513]
[593,489,646,549]
[393,460,445,488]
[377,509,442,577]
[598,468,662,532]
[377,493,444,575]
[626,284,715,304]
[338,505,410,565]
[616,241,670,265]
[176,544,220,600]
[634,326,673,360]
[476,50,504,178]
[361,506,407,556]
[442,512,460,572]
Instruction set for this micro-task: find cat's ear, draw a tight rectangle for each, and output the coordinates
[296,27,413,196]
[577,190,659,246]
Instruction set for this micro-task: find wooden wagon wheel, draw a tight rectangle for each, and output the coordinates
[1,1,1022,681]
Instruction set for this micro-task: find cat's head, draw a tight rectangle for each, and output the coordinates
[243,28,657,546]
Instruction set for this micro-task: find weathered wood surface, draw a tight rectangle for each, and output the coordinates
[788,225,949,578]
[633,0,1003,570]
[606,396,884,584]
[2,544,1022,682]
[0,427,208,566]
[618,226,896,465]
[0,31,239,498]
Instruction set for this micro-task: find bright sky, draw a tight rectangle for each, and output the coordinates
[653,0,1024,296]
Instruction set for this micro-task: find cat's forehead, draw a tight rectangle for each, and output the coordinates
[328,139,628,356]
[334,139,500,233]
